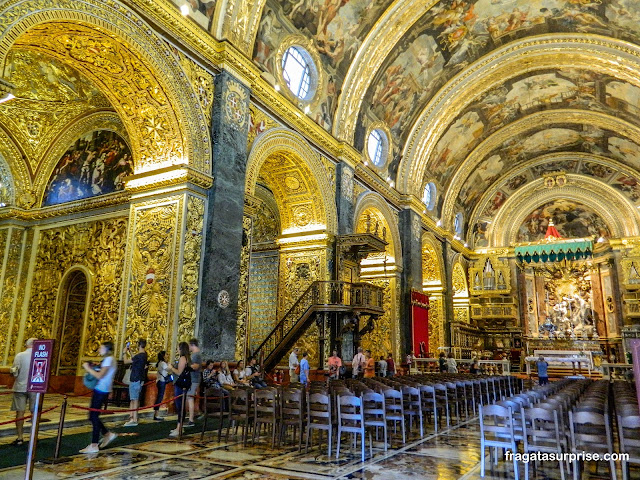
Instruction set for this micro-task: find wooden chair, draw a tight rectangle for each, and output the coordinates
[363,391,387,454]
[383,388,406,445]
[306,391,333,456]
[280,387,305,450]
[618,414,640,480]
[336,394,366,462]
[479,404,519,480]
[226,387,252,446]
[402,385,424,437]
[201,387,229,442]
[568,410,617,480]
[253,388,279,448]
[522,406,566,480]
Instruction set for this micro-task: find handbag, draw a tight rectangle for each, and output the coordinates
[175,365,192,390]
[122,367,131,385]
[83,365,101,390]
[294,365,300,375]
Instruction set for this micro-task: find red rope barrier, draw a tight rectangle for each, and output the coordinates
[0,391,14,396]
[70,394,181,415]
[0,404,59,426]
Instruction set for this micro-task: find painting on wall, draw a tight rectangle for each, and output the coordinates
[43,130,133,206]
[517,199,610,242]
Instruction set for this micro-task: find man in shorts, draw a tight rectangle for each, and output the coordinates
[10,338,37,445]
[123,339,148,427]
[186,338,202,427]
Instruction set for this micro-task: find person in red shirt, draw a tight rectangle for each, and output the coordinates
[386,353,396,378]
[327,350,342,380]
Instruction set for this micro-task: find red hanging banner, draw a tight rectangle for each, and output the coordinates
[411,291,429,357]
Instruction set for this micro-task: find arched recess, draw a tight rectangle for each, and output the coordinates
[422,233,444,354]
[353,192,403,360]
[398,36,640,195]
[244,127,337,367]
[489,176,640,247]
[452,259,470,329]
[52,266,92,377]
[0,0,210,174]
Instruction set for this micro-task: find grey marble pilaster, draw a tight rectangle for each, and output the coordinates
[398,209,423,355]
[336,163,355,235]
[442,240,455,346]
[198,71,250,360]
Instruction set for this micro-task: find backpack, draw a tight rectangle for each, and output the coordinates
[175,364,192,390]
[83,365,102,390]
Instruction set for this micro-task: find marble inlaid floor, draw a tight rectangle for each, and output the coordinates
[1,418,638,480]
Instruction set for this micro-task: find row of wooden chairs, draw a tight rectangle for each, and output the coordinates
[613,381,640,480]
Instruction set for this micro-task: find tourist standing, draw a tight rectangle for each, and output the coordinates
[169,341,190,438]
[80,341,118,453]
[187,338,203,427]
[406,350,415,372]
[537,356,549,385]
[446,353,458,373]
[438,352,447,373]
[378,356,388,377]
[123,338,147,427]
[9,338,37,446]
[364,350,375,378]
[351,347,365,378]
[289,347,300,383]
[386,353,396,378]
[470,356,479,374]
[153,351,169,421]
[299,352,310,386]
[327,350,342,380]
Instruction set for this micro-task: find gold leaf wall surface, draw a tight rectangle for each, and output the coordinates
[24,217,127,357]
[236,214,252,360]
[428,295,445,354]
[8,228,33,360]
[247,252,278,354]
[360,278,394,360]
[177,195,205,344]
[125,200,180,358]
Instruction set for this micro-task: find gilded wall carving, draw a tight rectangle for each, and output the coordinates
[177,196,205,343]
[125,201,180,357]
[422,243,442,285]
[8,228,33,360]
[452,262,468,297]
[428,295,445,354]
[248,105,279,152]
[247,252,279,355]
[360,278,394,360]
[454,306,470,324]
[0,228,20,360]
[171,47,214,126]
[24,218,127,357]
[236,215,252,359]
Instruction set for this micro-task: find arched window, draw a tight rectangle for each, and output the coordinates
[423,183,436,211]
[366,129,389,167]
[281,46,315,101]
[454,212,464,236]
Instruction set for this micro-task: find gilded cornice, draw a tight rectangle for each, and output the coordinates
[489,175,640,247]
[468,152,640,235]
[125,164,214,193]
[400,34,640,195]
[442,109,640,230]
[333,0,439,141]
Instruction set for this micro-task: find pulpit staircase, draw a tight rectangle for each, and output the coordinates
[254,280,384,372]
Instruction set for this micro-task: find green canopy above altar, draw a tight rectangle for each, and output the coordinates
[515,238,593,263]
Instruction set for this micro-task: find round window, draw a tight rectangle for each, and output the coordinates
[367,129,388,167]
[281,46,316,101]
[423,182,436,211]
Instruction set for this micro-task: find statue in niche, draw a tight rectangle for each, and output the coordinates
[483,259,496,290]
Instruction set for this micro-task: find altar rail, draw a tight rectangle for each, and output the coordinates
[412,358,511,375]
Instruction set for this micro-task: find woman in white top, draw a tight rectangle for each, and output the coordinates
[80,341,118,454]
[233,360,249,385]
[218,361,235,390]
[446,353,458,373]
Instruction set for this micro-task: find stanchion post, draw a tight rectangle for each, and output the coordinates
[25,392,43,480]
[178,392,186,440]
[54,395,67,459]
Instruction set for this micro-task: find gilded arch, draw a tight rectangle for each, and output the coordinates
[353,191,402,267]
[245,127,337,234]
[0,127,29,206]
[0,0,211,174]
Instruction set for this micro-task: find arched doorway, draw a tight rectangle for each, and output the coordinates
[54,270,89,376]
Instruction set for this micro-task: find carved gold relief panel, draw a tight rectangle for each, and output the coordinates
[7,228,33,360]
[0,228,20,362]
[124,198,181,357]
[360,277,395,360]
[428,295,445,354]
[236,215,253,359]
[177,195,205,344]
[23,217,127,357]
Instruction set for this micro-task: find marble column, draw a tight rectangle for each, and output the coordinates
[441,240,456,346]
[336,163,355,235]
[398,209,422,355]
[199,71,250,360]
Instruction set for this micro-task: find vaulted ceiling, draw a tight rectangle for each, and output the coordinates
[237,0,640,246]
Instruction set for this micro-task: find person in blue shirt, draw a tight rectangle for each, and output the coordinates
[299,352,310,386]
[537,356,549,385]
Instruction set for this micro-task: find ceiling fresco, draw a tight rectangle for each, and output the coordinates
[253,0,395,132]
[516,199,611,243]
[471,157,640,247]
[354,0,640,155]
